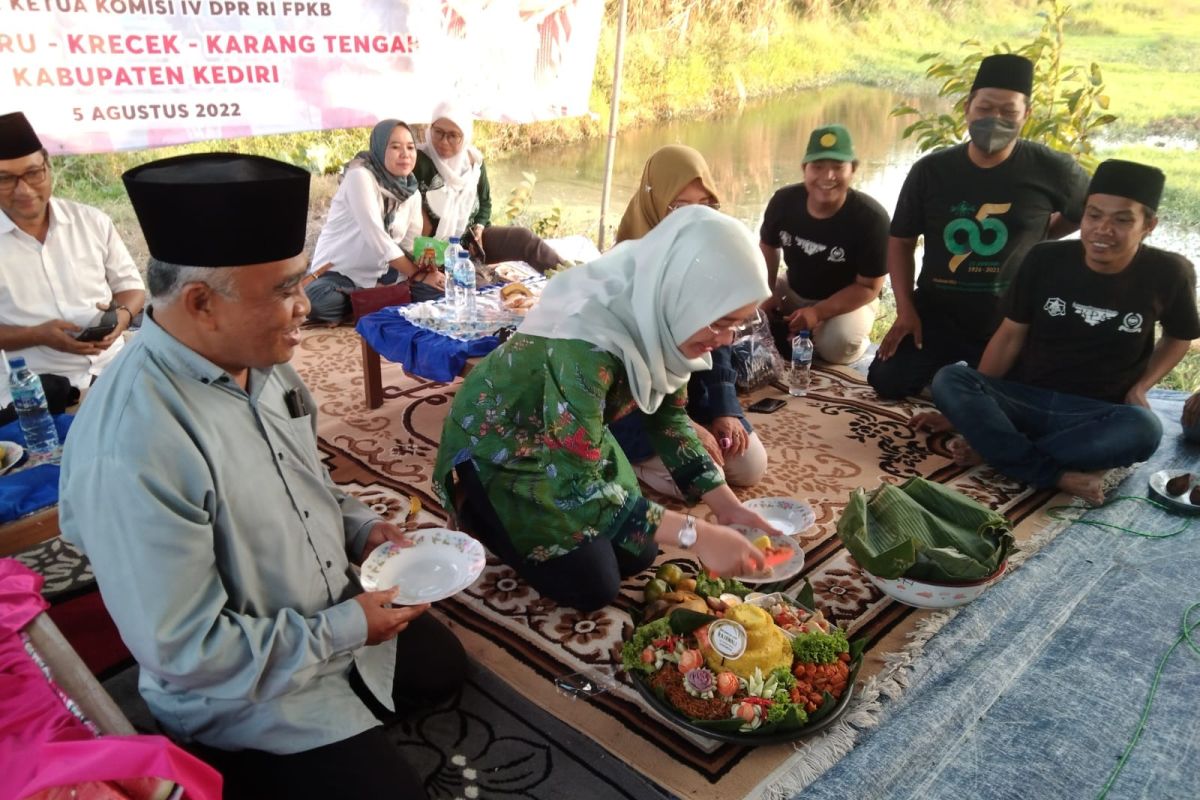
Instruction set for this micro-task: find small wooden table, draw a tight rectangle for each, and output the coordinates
[360,335,480,410]
[0,506,60,558]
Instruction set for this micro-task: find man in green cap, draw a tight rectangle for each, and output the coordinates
[759,123,890,364]
[870,53,1091,398]
[915,159,1199,504]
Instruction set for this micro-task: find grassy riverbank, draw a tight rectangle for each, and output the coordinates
[41,0,1200,390]
[51,0,1200,228]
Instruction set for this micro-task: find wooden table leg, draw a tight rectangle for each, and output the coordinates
[361,336,384,409]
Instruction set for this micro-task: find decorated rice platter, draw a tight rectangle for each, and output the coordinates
[622,579,863,744]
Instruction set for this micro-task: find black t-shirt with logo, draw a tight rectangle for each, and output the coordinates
[892,141,1089,342]
[1005,242,1200,403]
[760,184,889,300]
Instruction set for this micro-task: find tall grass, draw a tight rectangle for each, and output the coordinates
[43,0,1200,392]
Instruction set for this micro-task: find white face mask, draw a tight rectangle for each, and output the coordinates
[968,117,1021,154]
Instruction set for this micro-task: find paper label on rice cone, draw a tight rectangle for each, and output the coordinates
[708,620,747,660]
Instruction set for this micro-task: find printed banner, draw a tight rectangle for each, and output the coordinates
[0,0,603,154]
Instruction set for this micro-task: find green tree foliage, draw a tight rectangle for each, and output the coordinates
[891,0,1117,171]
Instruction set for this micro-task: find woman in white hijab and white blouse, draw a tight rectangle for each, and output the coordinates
[413,102,565,273]
[433,206,780,611]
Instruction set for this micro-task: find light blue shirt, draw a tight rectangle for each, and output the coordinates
[59,314,396,753]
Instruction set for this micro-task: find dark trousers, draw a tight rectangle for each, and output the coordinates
[454,461,657,611]
[867,311,988,400]
[481,226,564,273]
[305,270,444,323]
[194,613,466,800]
[931,364,1162,488]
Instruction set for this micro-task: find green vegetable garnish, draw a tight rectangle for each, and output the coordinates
[620,617,675,674]
[694,573,752,599]
[791,627,849,665]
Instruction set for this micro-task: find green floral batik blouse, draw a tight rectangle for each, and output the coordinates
[433,334,724,563]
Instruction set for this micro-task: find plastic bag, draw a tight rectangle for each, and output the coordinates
[730,312,786,393]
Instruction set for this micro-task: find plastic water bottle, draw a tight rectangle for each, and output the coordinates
[789,331,813,397]
[8,357,60,461]
[443,236,461,305]
[444,236,461,268]
[455,251,477,321]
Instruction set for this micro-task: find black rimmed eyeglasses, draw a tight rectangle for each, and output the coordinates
[0,163,49,192]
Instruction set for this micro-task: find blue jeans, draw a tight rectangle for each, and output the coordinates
[931,364,1162,488]
[304,271,358,323]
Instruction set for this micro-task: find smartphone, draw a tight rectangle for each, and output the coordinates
[461,227,487,263]
[75,323,117,342]
[747,397,787,414]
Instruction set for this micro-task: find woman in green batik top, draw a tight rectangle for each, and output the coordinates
[433,205,780,611]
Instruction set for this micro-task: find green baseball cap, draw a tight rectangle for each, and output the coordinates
[803,124,855,163]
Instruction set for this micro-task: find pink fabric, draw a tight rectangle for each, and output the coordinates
[0,560,222,800]
[0,558,48,636]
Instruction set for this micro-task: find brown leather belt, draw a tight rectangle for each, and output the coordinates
[299,262,334,288]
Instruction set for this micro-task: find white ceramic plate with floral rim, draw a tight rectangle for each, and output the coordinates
[743,497,816,537]
[359,529,487,605]
[0,441,25,476]
[727,528,805,584]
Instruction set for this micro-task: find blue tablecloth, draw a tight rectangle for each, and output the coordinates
[356,307,503,383]
[0,414,73,524]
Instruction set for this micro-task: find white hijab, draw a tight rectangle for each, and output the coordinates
[418,101,485,238]
[519,206,771,413]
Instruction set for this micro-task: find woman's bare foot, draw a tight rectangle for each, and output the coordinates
[1057,470,1107,506]
[948,436,983,466]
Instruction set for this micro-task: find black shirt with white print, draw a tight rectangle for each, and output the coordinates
[1004,241,1200,403]
[760,184,889,300]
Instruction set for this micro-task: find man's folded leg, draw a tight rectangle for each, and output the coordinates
[1032,397,1162,474]
[932,364,1064,487]
[195,725,428,800]
[933,364,1163,488]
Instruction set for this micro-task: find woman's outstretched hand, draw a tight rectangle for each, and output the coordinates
[694,520,766,577]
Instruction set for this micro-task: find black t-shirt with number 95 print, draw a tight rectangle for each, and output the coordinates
[1004,241,1200,403]
[891,140,1089,343]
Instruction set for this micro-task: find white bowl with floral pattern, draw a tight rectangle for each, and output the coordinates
[864,561,1007,610]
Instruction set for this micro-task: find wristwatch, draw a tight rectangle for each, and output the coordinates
[677,515,698,549]
[110,304,131,324]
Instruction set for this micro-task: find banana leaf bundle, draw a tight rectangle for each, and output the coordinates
[836,478,1015,581]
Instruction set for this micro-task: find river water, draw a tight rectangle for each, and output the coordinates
[489,83,1198,266]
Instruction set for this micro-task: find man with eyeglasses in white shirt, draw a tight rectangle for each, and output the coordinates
[0,111,145,397]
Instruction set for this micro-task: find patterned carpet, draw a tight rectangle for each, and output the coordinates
[8,324,1070,799]
[289,326,1065,799]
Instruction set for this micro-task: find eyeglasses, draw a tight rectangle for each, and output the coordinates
[430,126,463,145]
[666,198,721,213]
[0,163,49,192]
[707,309,760,337]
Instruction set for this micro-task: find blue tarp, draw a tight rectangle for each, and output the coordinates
[355,308,502,383]
[0,414,73,524]
[800,390,1200,800]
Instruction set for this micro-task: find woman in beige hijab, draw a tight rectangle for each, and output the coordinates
[611,144,770,499]
[616,144,721,243]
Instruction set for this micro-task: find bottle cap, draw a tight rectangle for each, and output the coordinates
[449,236,461,244]
[7,356,25,369]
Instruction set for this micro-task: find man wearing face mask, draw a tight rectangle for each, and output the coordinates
[869,53,1090,399]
